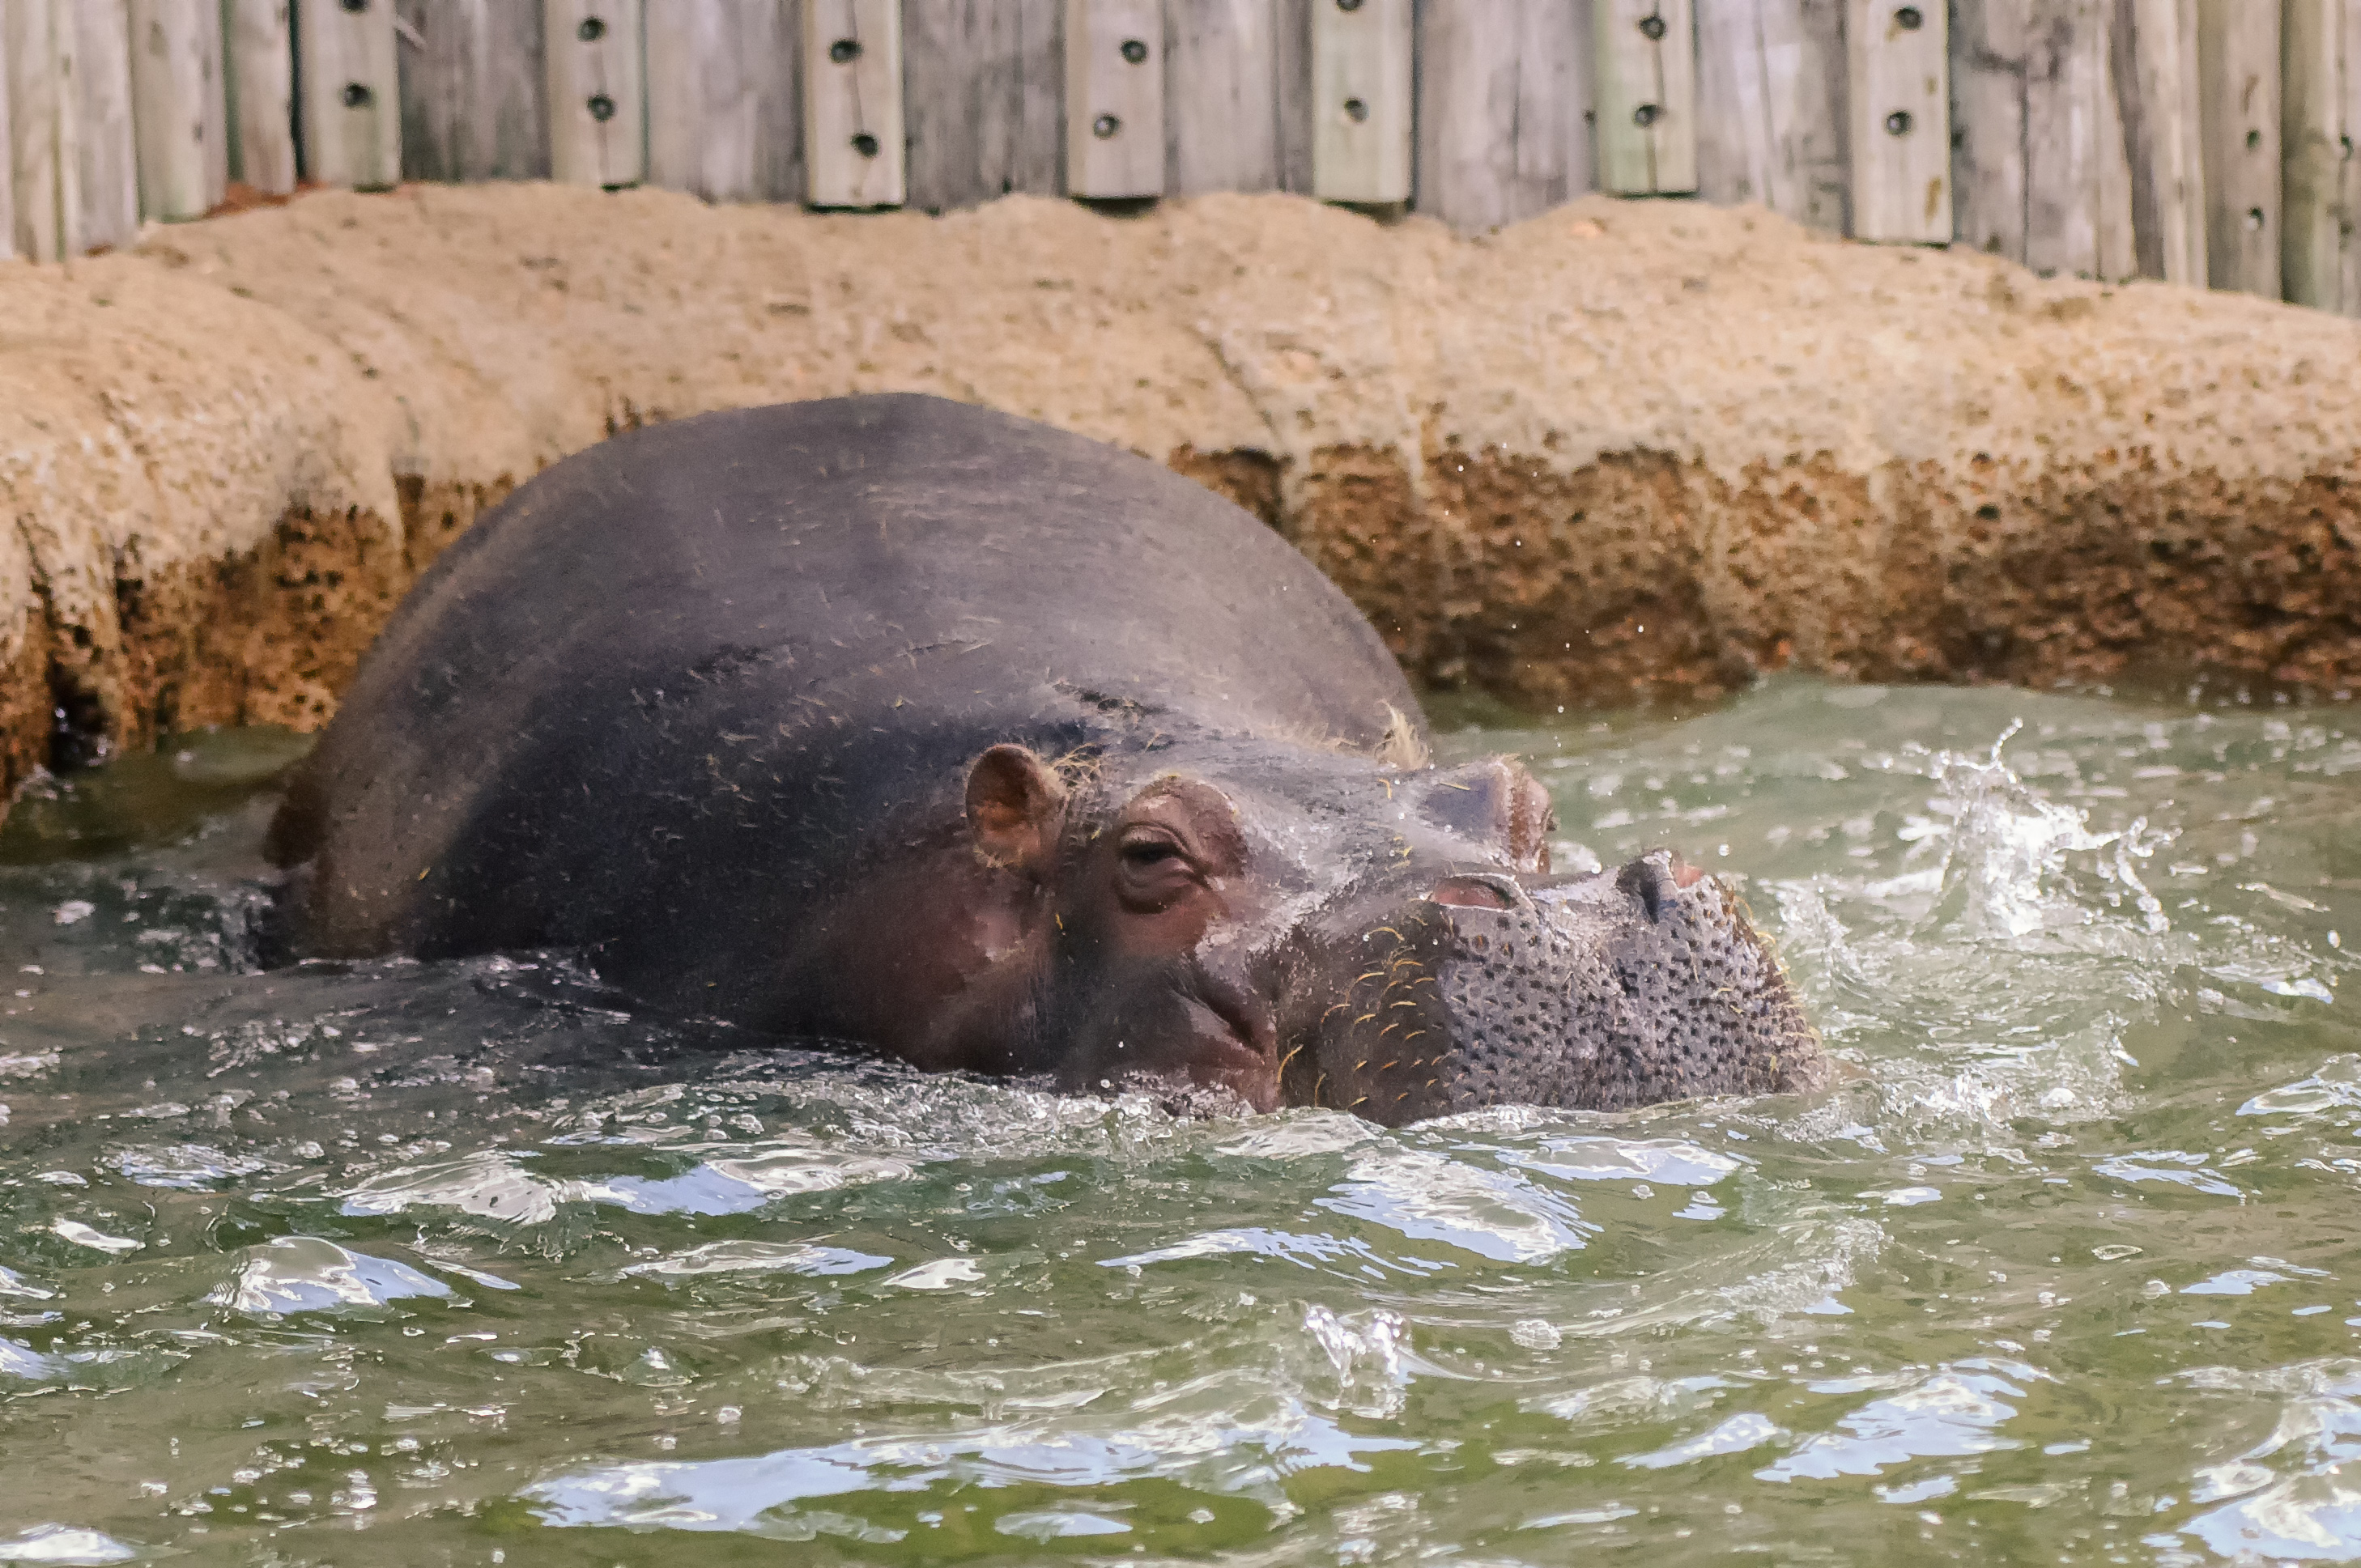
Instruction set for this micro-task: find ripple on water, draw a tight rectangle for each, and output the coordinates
[211,1236,455,1317]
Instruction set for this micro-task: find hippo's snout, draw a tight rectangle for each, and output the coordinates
[1285,851,1825,1124]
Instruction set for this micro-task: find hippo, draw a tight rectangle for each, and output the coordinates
[266,394,1823,1124]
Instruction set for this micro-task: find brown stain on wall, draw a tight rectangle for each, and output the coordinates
[0,474,528,797]
[1201,440,2361,711]
[8,436,2361,812]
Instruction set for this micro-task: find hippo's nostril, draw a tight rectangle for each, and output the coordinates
[1429,875,1518,910]
[1615,852,1696,924]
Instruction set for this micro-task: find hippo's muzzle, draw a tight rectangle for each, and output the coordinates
[1278,852,1824,1125]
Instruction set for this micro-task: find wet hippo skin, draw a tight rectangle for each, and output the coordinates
[268,394,1824,1124]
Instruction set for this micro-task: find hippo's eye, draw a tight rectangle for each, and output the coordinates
[1114,829,1202,910]
[1430,876,1515,910]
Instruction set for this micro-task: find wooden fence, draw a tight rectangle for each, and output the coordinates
[0,2,2355,312]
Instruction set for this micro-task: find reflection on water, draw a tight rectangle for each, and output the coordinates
[1,681,2360,1562]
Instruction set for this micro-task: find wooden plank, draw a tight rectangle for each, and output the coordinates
[1310,0,1410,204]
[77,0,140,250]
[2283,0,2342,308]
[2022,0,2137,278]
[223,0,296,194]
[1950,0,2024,257]
[1165,0,1279,193]
[130,0,228,220]
[1594,0,1698,195]
[1064,0,1162,198]
[804,0,903,206]
[0,10,14,257]
[2118,0,2207,284]
[1847,0,1948,241]
[2,0,76,260]
[1274,0,1312,190]
[2344,0,2361,312]
[2195,0,2278,295]
[648,0,802,203]
[296,0,400,188]
[394,0,548,182]
[1416,0,1592,231]
[544,0,643,187]
[901,0,1060,212]
[1692,0,1846,232]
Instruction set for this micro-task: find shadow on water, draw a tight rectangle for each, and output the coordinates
[4,675,2361,1563]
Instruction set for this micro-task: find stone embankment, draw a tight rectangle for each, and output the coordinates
[0,183,2355,803]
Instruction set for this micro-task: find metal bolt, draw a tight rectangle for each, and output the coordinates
[1093,113,1121,139]
[830,38,861,64]
[1895,5,1923,28]
[1120,38,1148,64]
[587,94,616,122]
[577,16,605,41]
[1633,103,1661,127]
[341,82,372,108]
[1638,14,1666,40]
[853,132,879,158]
[1344,97,1369,123]
[2244,206,2265,232]
[1885,109,1912,135]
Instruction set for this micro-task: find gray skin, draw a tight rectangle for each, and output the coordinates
[267,394,1824,1124]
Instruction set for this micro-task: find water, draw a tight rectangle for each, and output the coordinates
[1,678,2358,1566]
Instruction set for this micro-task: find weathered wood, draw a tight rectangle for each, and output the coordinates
[2195,0,2278,295]
[647,0,801,203]
[395,0,547,182]
[2283,0,2343,308]
[1593,0,1696,196]
[544,0,642,187]
[1417,0,1593,231]
[2116,0,2207,285]
[902,0,1058,210]
[804,0,902,206]
[0,12,14,257]
[77,0,140,250]
[1310,0,1410,203]
[1165,0,1283,193]
[1065,0,1163,197]
[223,0,296,194]
[130,0,228,220]
[2019,1,2137,278]
[2345,0,2361,312]
[1692,0,1846,231]
[296,0,401,188]
[1950,0,2024,257]
[2,0,77,260]
[1848,0,1947,241]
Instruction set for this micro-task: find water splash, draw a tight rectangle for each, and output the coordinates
[1906,721,2169,944]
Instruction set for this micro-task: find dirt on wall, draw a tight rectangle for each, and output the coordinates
[0,182,2356,814]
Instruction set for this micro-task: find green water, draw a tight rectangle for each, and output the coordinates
[1,678,2357,1566]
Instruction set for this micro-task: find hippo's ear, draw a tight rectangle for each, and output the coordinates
[965,745,1069,874]
[1421,758,1556,875]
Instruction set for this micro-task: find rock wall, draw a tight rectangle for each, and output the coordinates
[0,182,2355,802]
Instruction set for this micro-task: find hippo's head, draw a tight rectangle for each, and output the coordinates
[964,738,1824,1125]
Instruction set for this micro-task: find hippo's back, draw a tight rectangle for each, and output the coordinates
[270,394,1414,1001]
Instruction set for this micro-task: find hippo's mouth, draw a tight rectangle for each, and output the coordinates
[1178,983,1282,1112]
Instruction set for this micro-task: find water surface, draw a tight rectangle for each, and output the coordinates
[2,678,2358,1565]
